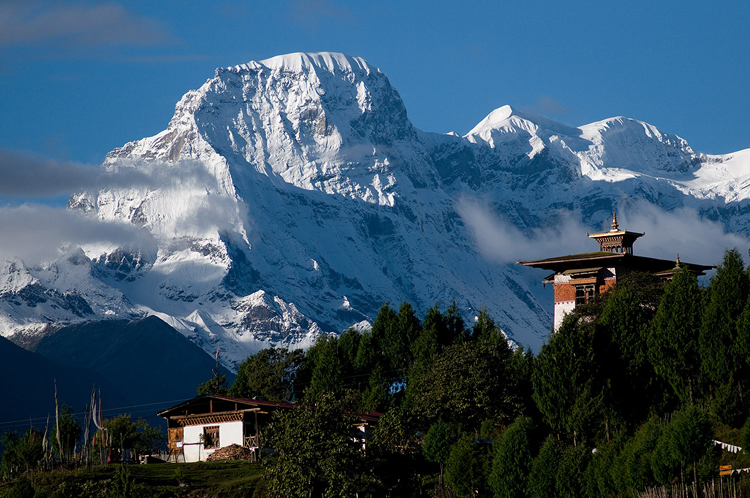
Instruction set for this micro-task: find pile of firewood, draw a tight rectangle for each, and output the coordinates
[205,444,255,461]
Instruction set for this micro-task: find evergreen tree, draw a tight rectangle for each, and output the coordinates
[196,373,228,396]
[472,308,504,343]
[445,434,488,497]
[353,330,379,375]
[650,423,681,486]
[230,348,304,401]
[532,316,600,445]
[308,336,344,399]
[412,304,444,364]
[700,249,748,422]
[555,444,591,498]
[388,302,421,377]
[648,267,704,405]
[370,303,399,379]
[596,286,658,433]
[528,436,561,498]
[508,346,538,419]
[586,439,621,498]
[622,417,663,492]
[650,406,712,486]
[668,405,713,485]
[361,364,390,412]
[445,301,468,344]
[490,416,533,498]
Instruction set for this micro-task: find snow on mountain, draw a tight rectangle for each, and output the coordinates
[2,52,750,369]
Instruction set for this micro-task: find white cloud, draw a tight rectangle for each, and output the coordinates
[0,148,220,197]
[457,195,749,268]
[618,201,749,267]
[456,197,592,264]
[0,204,156,265]
[0,1,173,47]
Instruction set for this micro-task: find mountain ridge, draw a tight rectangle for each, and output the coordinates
[2,52,749,369]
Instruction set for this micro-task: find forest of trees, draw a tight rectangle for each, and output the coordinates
[6,248,750,498]
[227,248,750,497]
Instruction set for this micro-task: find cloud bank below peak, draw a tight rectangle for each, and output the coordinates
[457,196,748,269]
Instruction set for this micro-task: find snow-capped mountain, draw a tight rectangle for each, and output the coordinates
[2,52,749,369]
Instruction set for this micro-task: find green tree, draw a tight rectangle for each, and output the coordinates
[445,434,488,497]
[52,405,81,461]
[650,406,712,486]
[700,249,748,422]
[422,419,452,485]
[105,415,138,450]
[133,418,166,455]
[648,267,704,405]
[307,336,344,399]
[411,304,441,377]
[650,426,681,486]
[528,436,561,498]
[508,346,538,419]
[196,373,228,395]
[490,416,533,498]
[472,308,504,343]
[265,392,374,497]
[0,428,45,479]
[533,316,601,445]
[668,405,713,485]
[621,417,663,492]
[370,303,398,376]
[387,302,421,378]
[361,364,390,413]
[555,444,591,498]
[103,415,165,457]
[229,347,304,401]
[585,439,621,498]
[411,341,513,429]
[445,301,468,344]
[596,285,660,434]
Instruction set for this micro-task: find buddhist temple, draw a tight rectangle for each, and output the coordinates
[518,213,713,331]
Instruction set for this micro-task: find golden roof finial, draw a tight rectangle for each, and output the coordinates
[611,212,619,231]
[675,254,681,268]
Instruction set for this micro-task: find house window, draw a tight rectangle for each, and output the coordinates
[575,285,596,305]
[203,426,220,449]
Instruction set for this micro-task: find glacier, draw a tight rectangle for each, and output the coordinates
[2,52,749,370]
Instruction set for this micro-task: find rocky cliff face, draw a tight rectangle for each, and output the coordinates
[3,52,749,369]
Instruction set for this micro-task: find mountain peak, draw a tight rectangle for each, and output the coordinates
[262,52,374,75]
[226,52,377,78]
[466,105,516,136]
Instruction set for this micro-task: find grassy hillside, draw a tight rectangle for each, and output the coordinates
[0,461,265,498]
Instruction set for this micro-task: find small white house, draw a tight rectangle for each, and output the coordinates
[158,395,295,462]
[158,394,383,463]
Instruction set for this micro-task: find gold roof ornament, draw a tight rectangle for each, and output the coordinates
[586,213,644,254]
[675,254,681,268]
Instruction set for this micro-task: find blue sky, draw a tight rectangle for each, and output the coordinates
[0,0,748,169]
